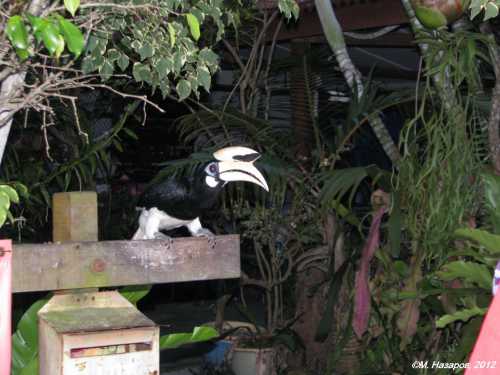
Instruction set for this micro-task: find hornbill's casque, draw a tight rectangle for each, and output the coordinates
[132,146,269,246]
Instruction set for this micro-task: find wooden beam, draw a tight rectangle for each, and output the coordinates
[12,235,240,293]
[271,0,409,42]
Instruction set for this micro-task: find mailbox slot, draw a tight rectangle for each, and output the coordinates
[70,342,153,358]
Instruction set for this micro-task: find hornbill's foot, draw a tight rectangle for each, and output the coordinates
[195,229,216,249]
[154,232,174,249]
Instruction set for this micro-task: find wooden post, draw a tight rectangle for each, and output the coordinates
[53,192,98,242]
[0,240,12,375]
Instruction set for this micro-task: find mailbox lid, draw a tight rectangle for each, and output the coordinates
[38,291,155,333]
[40,306,154,333]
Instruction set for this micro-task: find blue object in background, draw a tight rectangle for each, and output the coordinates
[204,340,233,366]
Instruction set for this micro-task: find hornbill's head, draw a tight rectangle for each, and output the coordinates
[203,146,269,191]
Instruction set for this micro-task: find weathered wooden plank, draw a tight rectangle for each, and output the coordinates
[12,235,240,293]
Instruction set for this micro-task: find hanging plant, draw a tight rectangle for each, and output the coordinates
[411,0,469,28]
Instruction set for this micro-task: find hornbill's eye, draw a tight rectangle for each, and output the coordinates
[205,162,218,177]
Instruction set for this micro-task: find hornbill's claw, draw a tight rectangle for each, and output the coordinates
[195,229,216,249]
[154,232,174,249]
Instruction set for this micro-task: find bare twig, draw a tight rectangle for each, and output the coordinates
[84,84,164,113]
[344,25,399,40]
[70,97,88,143]
[222,10,279,113]
[41,103,52,160]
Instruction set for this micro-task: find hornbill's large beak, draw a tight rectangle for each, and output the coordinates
[213,147,269,191]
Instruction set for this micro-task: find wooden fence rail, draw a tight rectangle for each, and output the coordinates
[12,235,240,293]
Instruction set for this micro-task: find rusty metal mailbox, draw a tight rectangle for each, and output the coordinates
[38,291,159,375]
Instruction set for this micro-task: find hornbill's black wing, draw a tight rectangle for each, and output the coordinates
[138,176,201,221]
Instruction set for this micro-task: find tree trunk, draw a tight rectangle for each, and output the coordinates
[314,0,401,164]
[293,267,329,371]
[0,0,49,165]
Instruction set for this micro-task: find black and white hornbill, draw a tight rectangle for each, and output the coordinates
[132,146,269,246]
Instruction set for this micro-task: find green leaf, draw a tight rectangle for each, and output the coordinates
[197,66,211,92]
[484,1,499,19]
[27,15,48,43]
[388,191,402,257]
[12,298,49,375]
[394,260,409,278]
[64,172,71,191]
[41,23,64,57]
[470,3,483,19]
[156,57,173,79]
[106,49,120,61]
[191,326,218,341]
[159,326,218,350]
[315,261,350,342]
[469,0,482,10]
[159,81,170,99]
[278,0,291,19]
[482,172,500,234]
[19,357,38,375]
[186,13,201,41]
[0,185,19,204]
[58,18,84,57]
[86,34,99,53]
[99,60,114,80]
[454,228,500,254]
[117,53,129,71]
[160,333,192,349]
[131,40,142,52]
[120,285,151,306]
[437,260,491,290]
[436,307,487,328]
[0,191,10,211]
[198,48,219,66]
[64,0,80,17]
[190,8,205,23]
[291,1,300,19]
[81,55,97,74]
[132,63,152,83]
[320,167,370,206]
[15,49,30,61]
[27,14,44,34]
[6,16,29,50]
[13,182,28,198]
[0,209,7,228]
[55,34,65,58]
[176,79,191,100]
[138,43,154,60]
[414,6,448,29]
[40,187,50,206]
[113,139,123,152]
[122,127,138,140]
[167,23,176,47]
[173,51,186,74]
[278,0,300,19]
